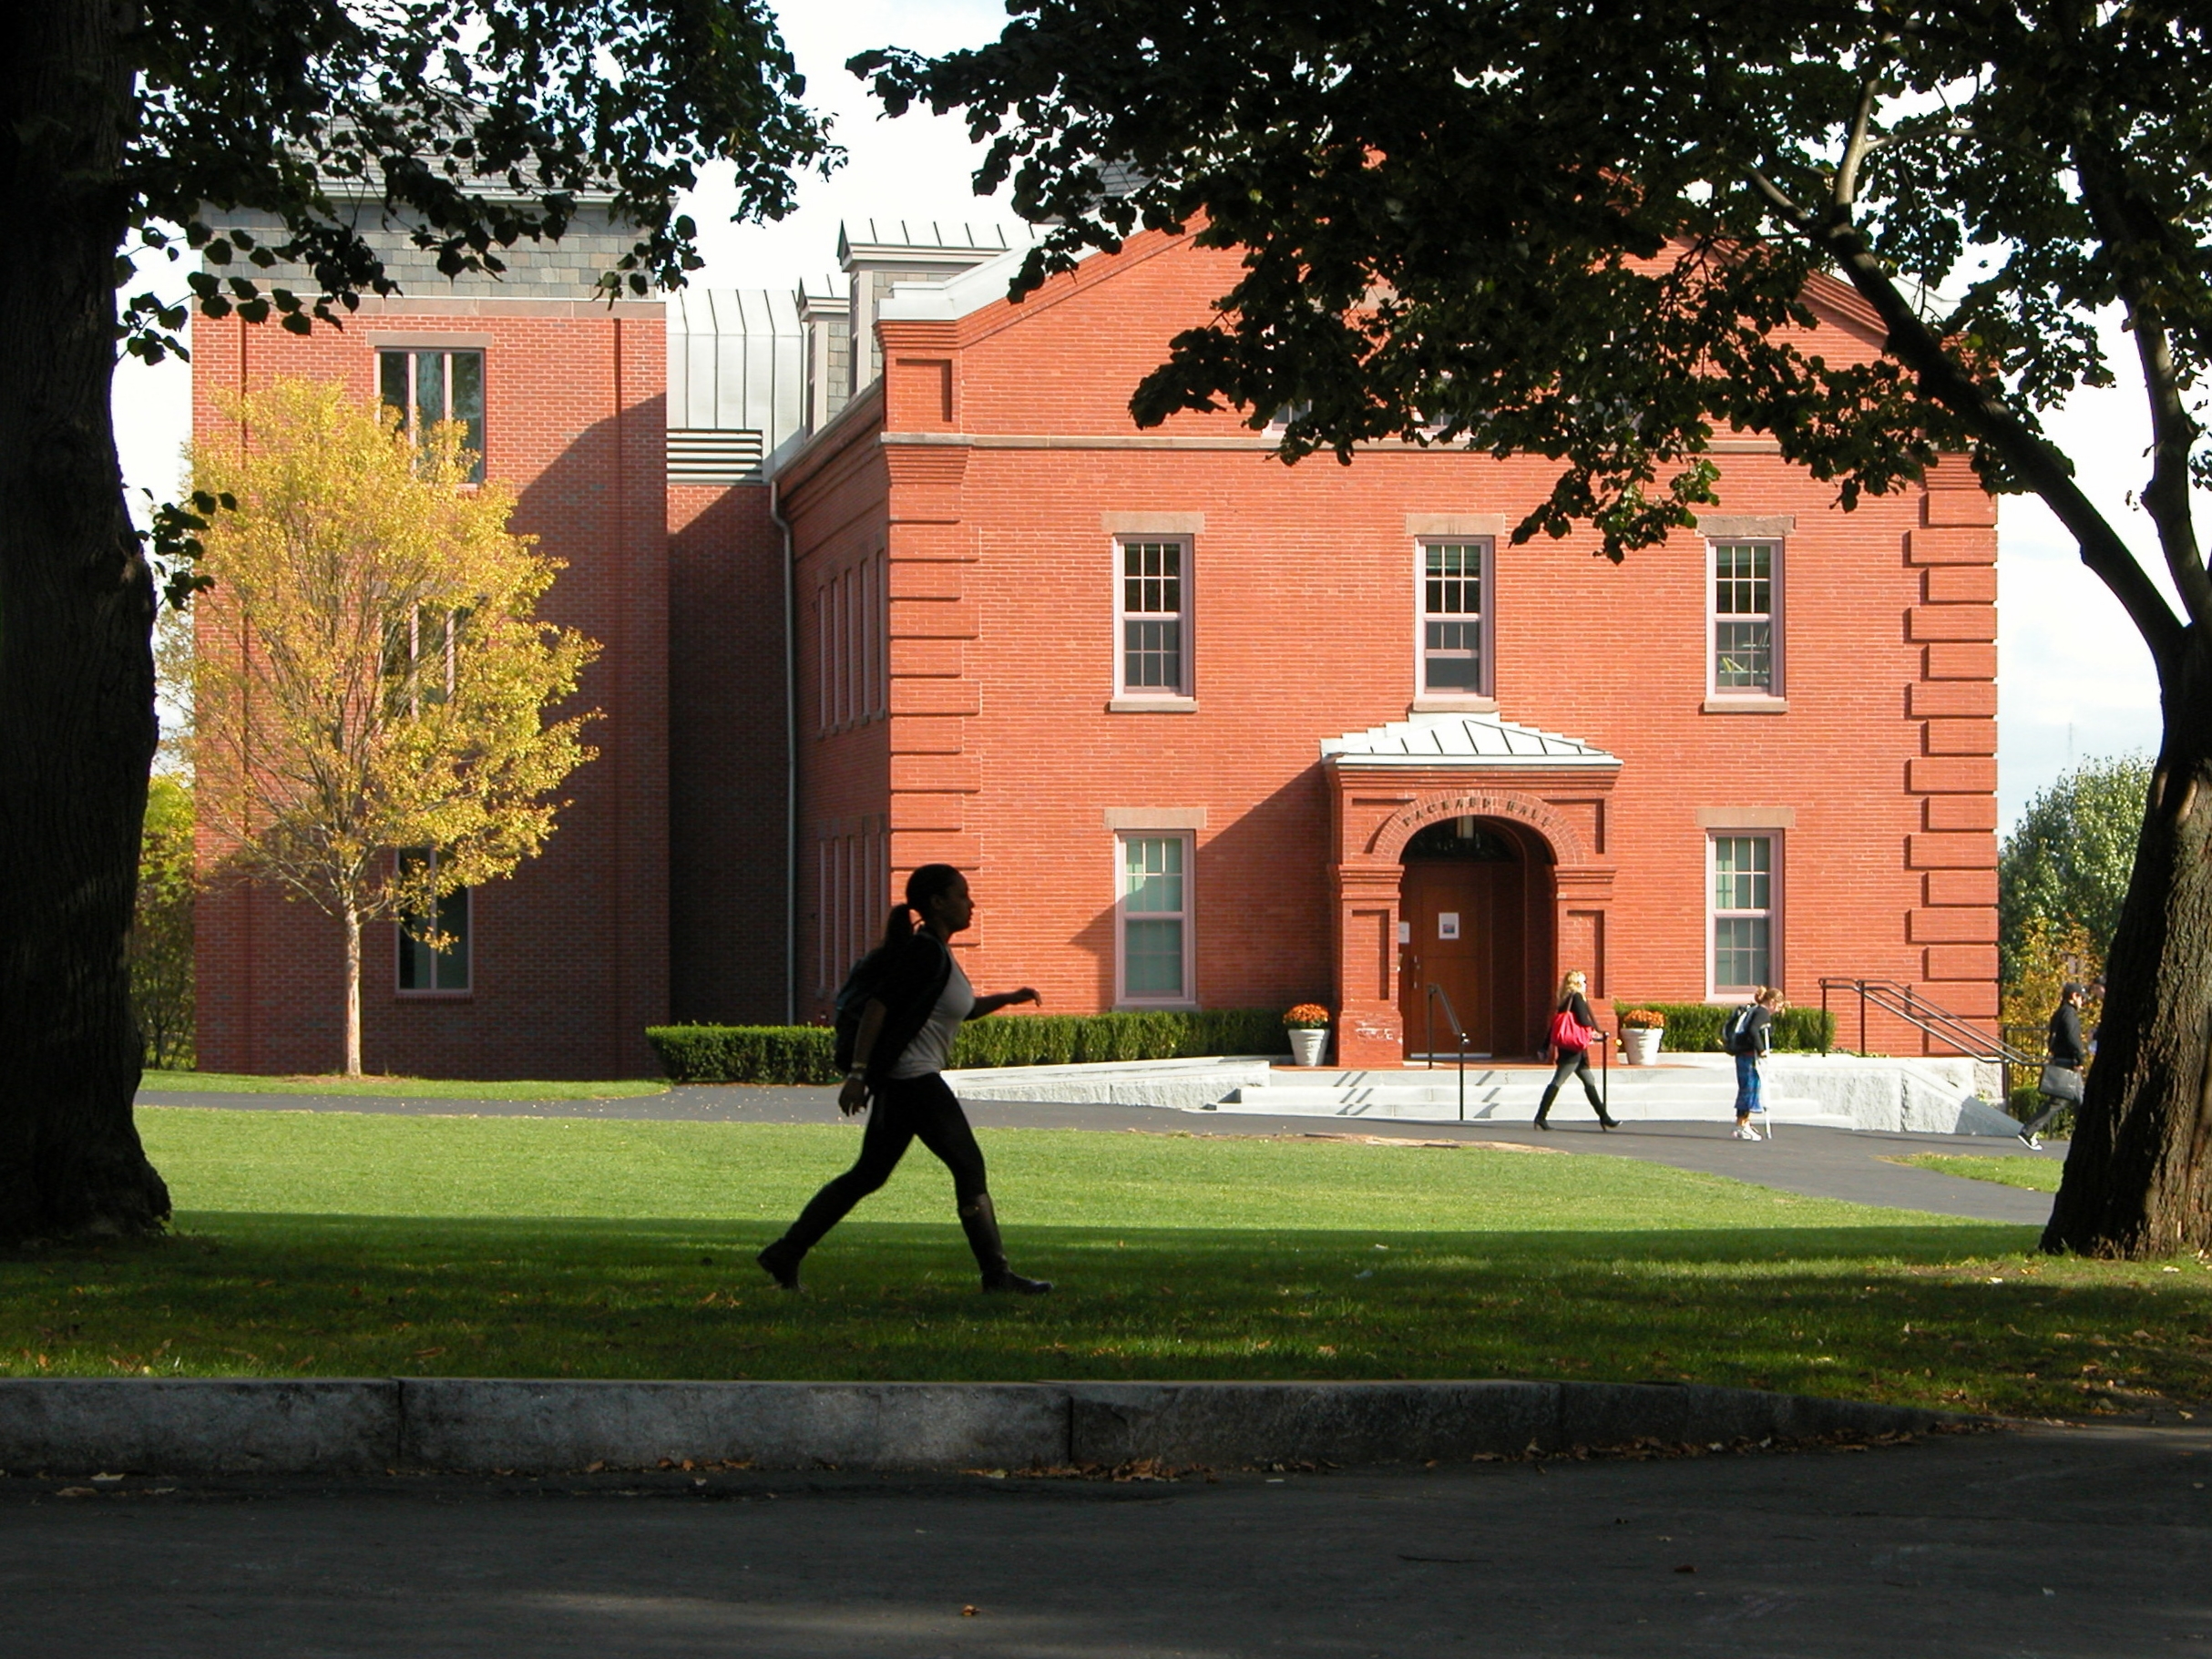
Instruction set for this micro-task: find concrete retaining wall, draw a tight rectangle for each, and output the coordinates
[0,1378,1962,1477]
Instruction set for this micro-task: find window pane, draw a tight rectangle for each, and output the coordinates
[1714,917,1770,989]
[1124,619,1182,690]
[397,847,470,991]
[1123,918,1184,997]
[1124,836,1184,913]
[1423,620,1481,690]
[1712,837,1772,911]
[1422,543,1483,691]
[379,351,410,426]
[434,886,470,990]
[1715,620,1773,691]
[449,351,486,481]
[414,350,446,435]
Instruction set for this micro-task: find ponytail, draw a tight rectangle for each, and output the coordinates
[882,863,964,951]
[878,902,917,953]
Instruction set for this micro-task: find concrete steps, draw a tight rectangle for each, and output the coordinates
[947,1050,2023,1135]
[1207,1067,1855,1128]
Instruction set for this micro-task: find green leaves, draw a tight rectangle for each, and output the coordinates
[859,0,2212,607]
[109,0,835,361]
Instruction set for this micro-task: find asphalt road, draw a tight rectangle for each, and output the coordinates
[138,1083,2059,1227]
[9,1420,2203,1656]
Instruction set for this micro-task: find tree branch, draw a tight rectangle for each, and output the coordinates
[2073,138,2212,632]
[1746,166,2188,680]
[1832,74,1881,211]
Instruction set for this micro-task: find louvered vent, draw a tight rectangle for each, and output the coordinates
[668,427,765,485]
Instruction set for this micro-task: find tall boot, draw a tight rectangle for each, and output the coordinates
[958,1191,1051,1294]
[756,1235,804,1291]
[1534,1085,1558,1129]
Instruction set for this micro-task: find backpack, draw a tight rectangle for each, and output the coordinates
[1722,1003,1760,1056]
[830,947,890,1072]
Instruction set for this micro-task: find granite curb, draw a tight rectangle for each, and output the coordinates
[0,1378,1970,1477]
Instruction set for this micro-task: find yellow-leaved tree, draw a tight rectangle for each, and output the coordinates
[189,379,599,1076]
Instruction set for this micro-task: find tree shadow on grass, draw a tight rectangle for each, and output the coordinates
[10,1213,2197,1418]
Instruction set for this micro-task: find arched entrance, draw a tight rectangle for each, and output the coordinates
[1397,816,1549,1056]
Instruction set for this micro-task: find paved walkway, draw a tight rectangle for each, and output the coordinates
[138,1083,2057,1226]
[5,1420,2202,1655]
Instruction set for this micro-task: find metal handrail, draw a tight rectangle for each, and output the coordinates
[1422,982,1470,1122]
[1818,977,2042,1103]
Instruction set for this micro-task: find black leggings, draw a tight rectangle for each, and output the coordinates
[781,1072,991,1256]
[1541,1048,1603,1109]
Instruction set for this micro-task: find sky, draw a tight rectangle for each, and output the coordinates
[111,0,2170,834]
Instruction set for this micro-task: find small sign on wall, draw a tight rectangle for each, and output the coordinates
[1398,921,1412,944]
[1438,912,1460,940]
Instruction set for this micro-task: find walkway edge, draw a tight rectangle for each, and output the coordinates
[0,1378,1967,1476]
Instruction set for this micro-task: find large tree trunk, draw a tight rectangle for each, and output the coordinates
[2044,626,2212,1257]
[0,0,172,1240]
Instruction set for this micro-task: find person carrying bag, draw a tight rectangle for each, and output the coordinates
[2017,982,2088,1151]
[1535,969,1617,1131]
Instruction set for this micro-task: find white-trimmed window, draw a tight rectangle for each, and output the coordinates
[395,848,470,994]
[1709,834,1777,995]
[1117,538,1189,696]
[379,348,486,482]
[1418,539,1490,695]
[1116,832,1194,1005]
[1711,540,1780,695]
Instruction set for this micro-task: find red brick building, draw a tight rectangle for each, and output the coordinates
[193,215,1997,1076]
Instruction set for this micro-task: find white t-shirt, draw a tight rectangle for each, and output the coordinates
[887,953,976,1080]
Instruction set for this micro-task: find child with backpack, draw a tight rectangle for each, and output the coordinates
[1725,987,1785,1140]
[756,864,1050,1295]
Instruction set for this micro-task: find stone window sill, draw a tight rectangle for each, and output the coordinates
[1108,696,1199,712]
[1409,696,1499,714]
[1703,696,1789,714]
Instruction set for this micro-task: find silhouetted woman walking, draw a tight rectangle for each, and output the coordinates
[1536,968,1617,1130]
[756,864,1051,1294]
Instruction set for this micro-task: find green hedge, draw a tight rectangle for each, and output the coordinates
[1614,1002,1837,1054]
[647,1009,1292,1084]
[647,1025,837,1084]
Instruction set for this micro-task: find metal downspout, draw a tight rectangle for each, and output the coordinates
[770,475,797,1026]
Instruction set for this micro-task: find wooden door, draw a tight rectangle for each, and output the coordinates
[1399,862,1498,1055]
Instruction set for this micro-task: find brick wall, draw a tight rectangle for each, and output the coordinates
[191,299,671,1078]
[773,231,2000,1059]
[667,480,789,1023]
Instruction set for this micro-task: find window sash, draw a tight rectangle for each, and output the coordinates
[1710,835,1775,991]
[396,848,470,992]
[1420,540,1488,693]
[1118,834,1192,1002]
[1118,540,1187,694]
[1711,540,1777,693]
[379,349,486,483]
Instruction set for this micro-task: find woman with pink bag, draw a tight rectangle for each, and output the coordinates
[1536,968,1618,1131]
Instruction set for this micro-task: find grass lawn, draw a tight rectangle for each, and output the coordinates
[141,1070,671,1101]
[4,1108,2205,1419]
[1889,1154,2065,1193]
